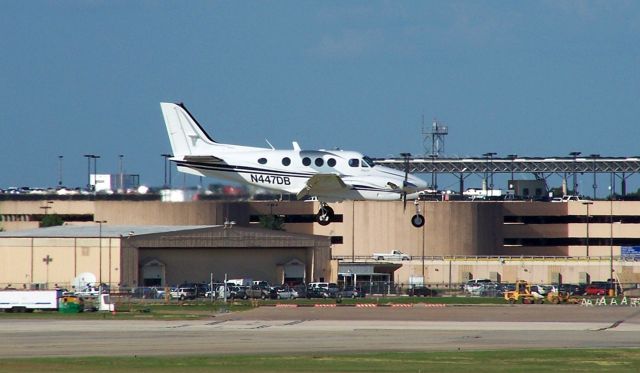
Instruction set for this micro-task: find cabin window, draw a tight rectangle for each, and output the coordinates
[258,158,267,165]
[362,156,375,167]
[348,159,359,167]
[315,158,324,167]
[302,157,311,166]
[327,158,336,167]
[282,157,291,166]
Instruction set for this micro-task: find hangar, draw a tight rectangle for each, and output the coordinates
[0,224,331,289]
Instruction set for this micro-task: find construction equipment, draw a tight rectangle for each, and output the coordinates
[546,291,580,304]
[504,281,545,304]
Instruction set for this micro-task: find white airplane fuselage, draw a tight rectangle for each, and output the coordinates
[161,102,427,203]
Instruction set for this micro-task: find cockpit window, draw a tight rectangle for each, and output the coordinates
[348,159,359,167]
[362,156,375,168]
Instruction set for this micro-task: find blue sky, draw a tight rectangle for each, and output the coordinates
[1,1,639,192]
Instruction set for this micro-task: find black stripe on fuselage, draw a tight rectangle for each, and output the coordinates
[175,160,315,178]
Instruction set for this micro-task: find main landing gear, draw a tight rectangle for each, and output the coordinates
[411,200,425,228]
[316,203,334,226]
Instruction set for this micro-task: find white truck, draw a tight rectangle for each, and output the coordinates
[372,250,411,261]
[0,290,58,312]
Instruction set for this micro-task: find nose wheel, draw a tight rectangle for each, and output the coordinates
[411,200,425,228]
[316,203,334,226]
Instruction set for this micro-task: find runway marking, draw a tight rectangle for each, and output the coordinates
[165,324,190,329]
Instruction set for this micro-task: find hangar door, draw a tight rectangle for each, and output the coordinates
[282,258,305,285]
[141,259,165,287]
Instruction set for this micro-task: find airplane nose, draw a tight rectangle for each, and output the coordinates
[407,175,428,191]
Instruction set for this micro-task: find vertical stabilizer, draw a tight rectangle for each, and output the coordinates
[160,102,217,156]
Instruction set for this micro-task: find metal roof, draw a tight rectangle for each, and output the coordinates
[0,225,220,238]
[375,156,640,174]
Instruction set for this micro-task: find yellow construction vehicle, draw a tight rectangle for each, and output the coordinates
[546,291,580,304]
[504,281,545,304]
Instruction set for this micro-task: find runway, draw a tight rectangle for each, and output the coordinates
[1,305,639,358]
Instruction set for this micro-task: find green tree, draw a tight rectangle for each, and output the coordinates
[40,214,64,227]
[259,215,285,230]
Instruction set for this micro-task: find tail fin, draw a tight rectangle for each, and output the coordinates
[160,102,217,156]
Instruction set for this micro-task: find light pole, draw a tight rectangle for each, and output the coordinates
[590,154,600,200]
[93,155,100,190]
[57,155,63,187]
[582,201,593,257]
[428,154,437,189]
[96,220,107,285]
[483,152,497,191]
[569,151,581,196]
[119,154,124,192]
[42,255,53,289]
[84,154,95,191]
[507,154,517,193]
[609,197,615,296]
[161,154,172,188]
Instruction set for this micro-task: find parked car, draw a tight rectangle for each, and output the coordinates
[246,284,270,299]
[307,282,340,298]
[270,286,297,300]
[558,284,586,296]
[464,279,492,295]
[170,287,197,300]
[407,287,437,297]
[584,283,609,296]
[339,286,366,298]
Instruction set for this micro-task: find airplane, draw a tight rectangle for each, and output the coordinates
[160,102,428,227]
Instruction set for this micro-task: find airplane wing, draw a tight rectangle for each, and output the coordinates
[296,174,349,200]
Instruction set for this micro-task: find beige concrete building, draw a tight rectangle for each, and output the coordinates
[1,198,639,288]
[0,224,330,289]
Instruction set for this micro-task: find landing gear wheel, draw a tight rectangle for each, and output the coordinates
[411,214,425,228]
[316,205,335,226]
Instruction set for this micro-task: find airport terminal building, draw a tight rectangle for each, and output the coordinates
[0,198,639,289]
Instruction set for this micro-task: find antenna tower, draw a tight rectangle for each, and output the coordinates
[422,116,448,157]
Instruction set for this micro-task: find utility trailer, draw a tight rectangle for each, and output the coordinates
[0,290,58,312]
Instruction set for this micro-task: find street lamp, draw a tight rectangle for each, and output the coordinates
[83,154,100,191]
[428,154,437,190]
[569,151,581,196]
[609,198,615,296]
[161,154,173,188]
[582,201,593,257]
[483,152,497,191]
[118,154,124,192]
[96,220,107,285]
[590,154,600,200]
[57,155,63,187]
[84,154,95,191]
[507,154,517,192]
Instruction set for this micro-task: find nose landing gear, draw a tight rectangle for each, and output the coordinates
[411,200,425,228]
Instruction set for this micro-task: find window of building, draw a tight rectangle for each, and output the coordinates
[302,157,311,166]
[315,158,324,167]
[282,157,291,166]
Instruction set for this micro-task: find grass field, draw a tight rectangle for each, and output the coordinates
[0,296,508,320]
[1,349,639,372]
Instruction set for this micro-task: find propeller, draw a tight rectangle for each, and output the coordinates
[400,153,412,211]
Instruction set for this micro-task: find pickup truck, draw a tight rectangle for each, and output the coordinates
[372,250,411,261]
